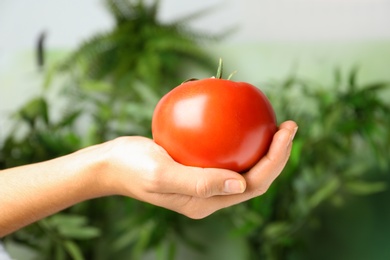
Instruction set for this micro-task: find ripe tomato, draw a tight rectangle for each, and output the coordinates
[152,77,277,172]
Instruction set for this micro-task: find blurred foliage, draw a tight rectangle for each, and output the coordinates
[57,0,224,140]
[226,67,390,259]
[1,0,390,259]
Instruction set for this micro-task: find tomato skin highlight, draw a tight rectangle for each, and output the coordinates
[152,78,277,172]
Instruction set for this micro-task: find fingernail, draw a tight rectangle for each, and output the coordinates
[290,126,298,142]
[224,179,245,194]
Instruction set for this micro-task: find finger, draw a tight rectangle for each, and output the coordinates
[157,121,298,219]
[190,120,298,211]
[155,163,247,198]
[244,121,297,193]
[278,120,299,134]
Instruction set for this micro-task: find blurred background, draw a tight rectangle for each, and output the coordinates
[1,0,390,259]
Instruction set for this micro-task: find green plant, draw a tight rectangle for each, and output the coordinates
[225,67,390,259]
[59,0,223,140]
[4,64,389,259]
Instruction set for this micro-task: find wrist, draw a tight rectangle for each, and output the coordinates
[62,143,114,200]
[75,141,121,198]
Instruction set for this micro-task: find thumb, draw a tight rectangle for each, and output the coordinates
[158,163,247,198]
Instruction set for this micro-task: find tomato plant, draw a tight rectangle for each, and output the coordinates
[152,61,277,172]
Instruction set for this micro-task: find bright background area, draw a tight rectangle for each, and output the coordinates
[1,0,390,112]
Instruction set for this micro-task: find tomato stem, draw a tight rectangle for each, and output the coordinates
[216,59,236,80]
[216,58,223,79]
[182,59,236,83]
[227,70,237,80]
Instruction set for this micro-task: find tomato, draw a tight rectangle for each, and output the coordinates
[152,75,277,173]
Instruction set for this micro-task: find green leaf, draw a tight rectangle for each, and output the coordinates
[42,63,57,90]
[346,181,387,195]
[80,79,112,92]
[59,226,101,240]
[156,240,177,260]
[18,97,49,126]
[348,65,359,91]
[358,82,390,94]
[308,177,340,209]
[112,226,140,251]
[263,222,291,240]
[55,110,82,130]
[48,214,101,239]
[63,240,84,260]
[333,66,342,86]
[49,214,87,227]
[289,138,303,168]
[230,208,263,236]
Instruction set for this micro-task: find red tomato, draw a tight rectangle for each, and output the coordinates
[152,78,277,172]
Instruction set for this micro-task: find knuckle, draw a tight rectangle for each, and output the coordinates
[195,177,213,198]
[143,165,165,192]
[255,183,271,196]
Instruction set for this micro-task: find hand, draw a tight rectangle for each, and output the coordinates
[97,120,298,219]
[0,120,297,236]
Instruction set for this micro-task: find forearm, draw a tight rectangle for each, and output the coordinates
[0,144,108,237]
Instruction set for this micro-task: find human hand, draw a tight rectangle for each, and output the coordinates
[96,120,298,219]
[0,120,297,236]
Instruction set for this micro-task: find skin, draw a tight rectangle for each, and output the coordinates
[0,120,297,237]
